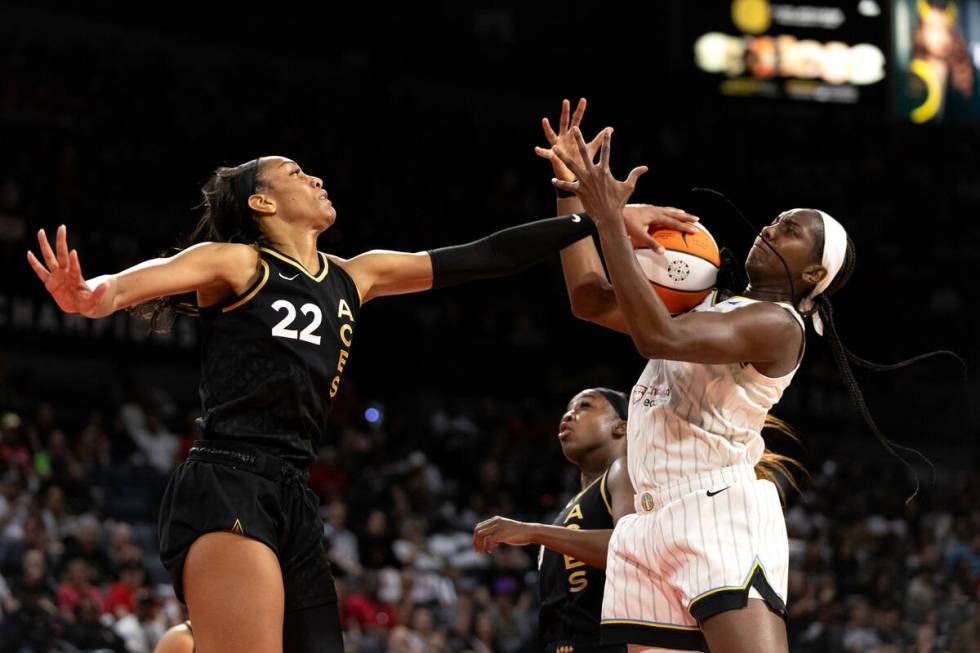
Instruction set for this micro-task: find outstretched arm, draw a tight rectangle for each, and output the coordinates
[338,212,602,304]
[27,225,259,318]
[552,129,801,369]
[472,457,635,569]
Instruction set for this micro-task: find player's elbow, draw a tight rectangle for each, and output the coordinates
[633,321,695,360]
[567,284,614,322]
[569,297,600,323]
[633,333,670,360]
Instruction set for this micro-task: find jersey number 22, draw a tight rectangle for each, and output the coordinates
[271,299,322,345]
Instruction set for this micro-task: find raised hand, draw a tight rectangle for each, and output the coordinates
[552,127,648,232]
[535,98,607,182]
[27,225,112,317]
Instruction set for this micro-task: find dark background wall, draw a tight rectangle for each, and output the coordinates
[1,2,974,466]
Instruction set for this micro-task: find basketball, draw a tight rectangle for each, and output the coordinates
[633,223,721,314]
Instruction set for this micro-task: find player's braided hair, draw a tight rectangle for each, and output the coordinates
[807,234,964,501]
[133,159,274,331]
[696,189,964,502]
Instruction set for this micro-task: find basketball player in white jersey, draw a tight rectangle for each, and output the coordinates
[537,106,853,652]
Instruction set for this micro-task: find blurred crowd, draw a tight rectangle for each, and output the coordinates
[1,5,978,653]
[0,395,977,653]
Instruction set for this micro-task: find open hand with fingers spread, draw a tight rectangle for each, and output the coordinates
[534,98,607,183]
[552,128,648,231]
[27,225,113,318]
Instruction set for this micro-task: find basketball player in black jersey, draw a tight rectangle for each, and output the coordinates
[473,388,635,653]
[27,155,697,653]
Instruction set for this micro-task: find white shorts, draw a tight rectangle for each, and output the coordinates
[600,464,789,651]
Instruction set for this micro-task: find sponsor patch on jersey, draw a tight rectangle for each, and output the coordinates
[633,383,672,407]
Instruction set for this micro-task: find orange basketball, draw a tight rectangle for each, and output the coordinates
[633,223,721,314]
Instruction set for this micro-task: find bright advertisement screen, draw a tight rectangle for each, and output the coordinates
[690,0,888,104]
[893,0,980,122]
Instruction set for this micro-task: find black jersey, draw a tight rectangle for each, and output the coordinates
[538,469,615,650]
[197,246,360,469]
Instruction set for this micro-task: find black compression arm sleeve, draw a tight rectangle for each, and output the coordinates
[427,213,595,289]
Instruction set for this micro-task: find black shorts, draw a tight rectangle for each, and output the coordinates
[157,440,338,613]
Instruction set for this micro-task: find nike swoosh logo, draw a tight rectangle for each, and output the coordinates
[278,272,298,281]
[571,214,581,223]
[706,486,730,497]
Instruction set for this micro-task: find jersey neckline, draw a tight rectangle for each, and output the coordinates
[259,246,329,282]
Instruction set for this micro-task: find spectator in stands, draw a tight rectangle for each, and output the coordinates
[105,561,146,617]
[40,484,71,542]
[120,404,180,476]
[114,589,166,653]
[56,557,103,620]
[359,509,400,570]
[0,568,61,653]
[61,513,110,583]
[66,594,127,652]
[324,498,361,578]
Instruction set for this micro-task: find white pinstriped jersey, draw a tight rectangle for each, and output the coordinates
[627,293,804,492]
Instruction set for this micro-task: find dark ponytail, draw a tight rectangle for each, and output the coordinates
[132,158,271,331]
[808,237,965,502]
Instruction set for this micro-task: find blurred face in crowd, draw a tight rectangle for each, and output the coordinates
[327,500,347,529]
[474,611,494,642]
[45,485,65,515]
[77,517,101,550]
[24,516,47,548]
[111,522,133,551]
[851,598,872,626]
[411,606,434,636]
[48,429,68,454]
[253,156,335,232]
[366,509,387,537]
[136,591,158,621]
[121,565,145,590]
[557,389,626,465]
[65,558,91,587]
[23,549,45,582]
[0,476,19,500]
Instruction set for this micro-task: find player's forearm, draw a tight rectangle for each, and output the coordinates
[557,197,618,321]
[428,213,596,289]
[595,218,675,357]
[527,524,613,569]
[107,258,178,312]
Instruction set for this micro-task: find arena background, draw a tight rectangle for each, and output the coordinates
[0,2,977,652]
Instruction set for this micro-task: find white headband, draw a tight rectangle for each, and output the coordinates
[796,209,847,336]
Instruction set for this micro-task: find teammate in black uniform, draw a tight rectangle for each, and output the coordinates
[473,388,635,653]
